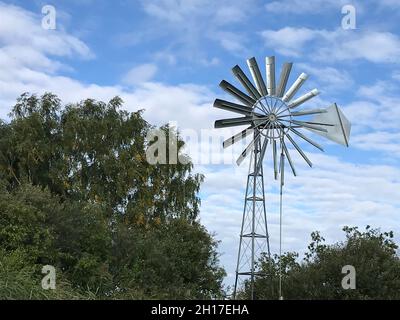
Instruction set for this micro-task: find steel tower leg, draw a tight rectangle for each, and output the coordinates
[233,132,271,299]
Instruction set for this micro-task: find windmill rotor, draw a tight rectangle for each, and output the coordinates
[213,55,351,300]
[214,55,351,181]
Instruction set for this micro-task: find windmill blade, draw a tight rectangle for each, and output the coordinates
[277,108,326,118]
[273,139,278,180]
[214,116,253,128]
[287,109,327,117]
[223,126,253,148]
[282,139,296,176]
[219,80,256,107]
[309,103,351,147]
[247,57,268,96]
[288,89,319,109]
[302,121,334,126]
[232,65,261,100]
[280,151,285,187]
[286,134,312,167]
[255,135,269,174]
[282,73,308,102]
[278,143,281,174]
[276,62,293,98]
[236,133,260,166]
[289,120,329,132]
[266,56,276,96]
[214,99,254,116]
[289,127,324,152]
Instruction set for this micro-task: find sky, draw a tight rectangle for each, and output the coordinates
[1,0,400,290]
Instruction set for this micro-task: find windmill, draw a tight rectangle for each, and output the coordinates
[213,56,351,300]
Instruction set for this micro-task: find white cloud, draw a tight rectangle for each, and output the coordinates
[392,70,400,81]
[260,27,400,63]
[142,0,205,23]
[210,31,248,55]
[265,0,348,14]
[297,63,354,91]
[350,81,400,130]
[334,31,400,63]
[122,63,158,86]
[0,4,220,132]
[351,131,400,157]
[0,1,95,116]
[341,100,377,131]
[134,0,257,61]
[200,57,220,67]
[0,3,93,64]
[336,79,400,163]
[214,6,245,24]
[141,0,252,25]
[263,0,400,14]
[0,2,93,118]
[260,27,321,57]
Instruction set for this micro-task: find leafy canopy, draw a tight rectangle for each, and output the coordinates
[0,93,225,299]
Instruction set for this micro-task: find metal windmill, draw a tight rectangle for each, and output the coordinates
[213,55,351,300]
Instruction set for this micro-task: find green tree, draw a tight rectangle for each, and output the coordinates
[244,226,400,300]
[0,93,225,299]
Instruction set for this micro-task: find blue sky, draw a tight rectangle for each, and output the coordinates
[1,0,400,289]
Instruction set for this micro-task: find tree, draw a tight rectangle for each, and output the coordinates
[0,93,225,299]
[243,226,400,300]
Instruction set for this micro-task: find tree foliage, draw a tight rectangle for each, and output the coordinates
[240,226,400,300]
[0,93,225,299]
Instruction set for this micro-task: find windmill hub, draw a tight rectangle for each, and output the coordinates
[252,96,291,139]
